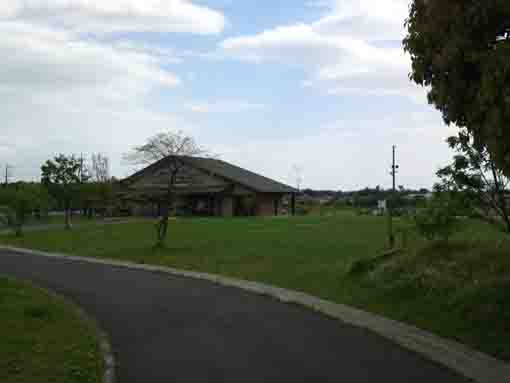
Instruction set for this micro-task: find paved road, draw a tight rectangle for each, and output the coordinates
[0,250,469,383]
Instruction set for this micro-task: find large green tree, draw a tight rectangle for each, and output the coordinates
[404,0,510,175]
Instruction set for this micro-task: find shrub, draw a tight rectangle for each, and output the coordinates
[414,194,461,241]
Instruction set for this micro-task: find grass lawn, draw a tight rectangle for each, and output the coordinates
[0,213,390,294]
[0,278,104,383]
[1,211,509,361]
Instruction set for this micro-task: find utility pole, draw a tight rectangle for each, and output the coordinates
[79,153,88,183]
[388,145,399,248]
[4,164,13,187]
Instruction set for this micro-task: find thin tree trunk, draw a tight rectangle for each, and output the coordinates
[64,202,72,230]
[156,214,169,247]
[501,206,510,234]
[490,161,510,234]
[15,220,23,237]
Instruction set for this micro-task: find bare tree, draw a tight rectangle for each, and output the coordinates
[91,153,110,183]
[124,131,207,247]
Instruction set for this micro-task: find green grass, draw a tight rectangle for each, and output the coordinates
[0,278,104,383]
[1,212,509,361]
[0,212,390,293]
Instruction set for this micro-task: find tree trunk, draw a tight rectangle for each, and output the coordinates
[15,222,23,237]
[155,169,178,248]
[489,161,510,234]
[156,214,169,247]
[64,203,72,230]
[502,211,510,234]
[14,209,24,237]
[155,200,170,248]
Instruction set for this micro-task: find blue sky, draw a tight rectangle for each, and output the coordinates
[0,0,456,190]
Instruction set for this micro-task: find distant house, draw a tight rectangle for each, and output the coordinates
[403,192,433,201]
[119,156,297,217]
[377,200,387,212]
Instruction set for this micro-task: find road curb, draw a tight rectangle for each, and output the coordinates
[1,245,509,383]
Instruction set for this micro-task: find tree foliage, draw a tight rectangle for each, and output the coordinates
[437,130,510,233]
[414,193,461,241]
[41,154,86,229]
[404,0,510,175]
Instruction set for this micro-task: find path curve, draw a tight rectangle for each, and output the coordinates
[0,249,469,383]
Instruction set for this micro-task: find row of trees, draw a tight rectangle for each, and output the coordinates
[0,153,115,236]
[41,154,110,229]
[0,132,205,248]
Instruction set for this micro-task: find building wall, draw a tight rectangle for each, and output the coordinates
[128,194,285,218]
[256,193,278,217]
[132,204,156,217]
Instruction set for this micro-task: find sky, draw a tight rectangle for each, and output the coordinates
[0,0,458,190]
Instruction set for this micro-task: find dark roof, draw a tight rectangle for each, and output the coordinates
[124,156,296,194]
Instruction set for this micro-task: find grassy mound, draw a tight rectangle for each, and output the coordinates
[348,239,510,360]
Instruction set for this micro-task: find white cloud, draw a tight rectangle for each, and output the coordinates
[0,0,225,35]
[305,1,331,9]
[0,1,226,182]
[315,0,409,41]
[217,111,455,190]
[184,100,265,114]
[111,40,184,64]
[220,1,422,102]
[0,0,448,190]
[0,21,188,181]
[0,22,179,100]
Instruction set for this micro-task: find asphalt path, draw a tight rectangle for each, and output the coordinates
[0,249,469,382]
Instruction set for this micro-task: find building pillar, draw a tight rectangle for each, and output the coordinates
[291,193,296,216]
[209,195,216,217]
[221,196,234,217]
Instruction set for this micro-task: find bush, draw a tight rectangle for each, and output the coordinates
[414,194,461,241]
